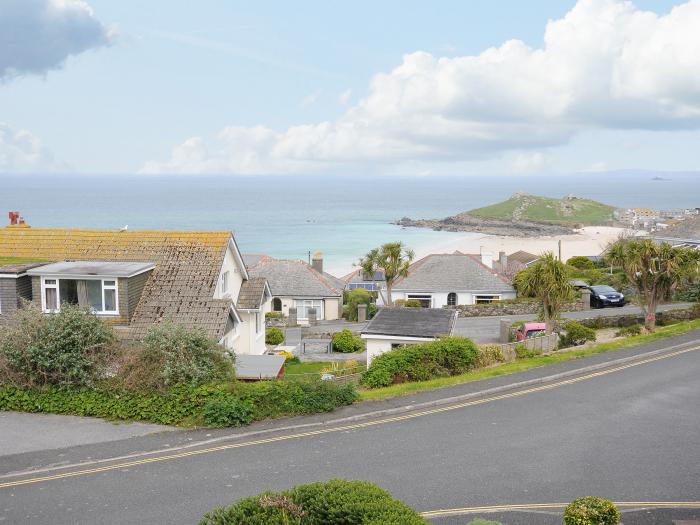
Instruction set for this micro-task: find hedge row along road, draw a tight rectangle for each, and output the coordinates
[1,332,699,524]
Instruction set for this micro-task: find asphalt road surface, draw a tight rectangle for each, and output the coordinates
[455,302,693,343]
[1,334,699,524]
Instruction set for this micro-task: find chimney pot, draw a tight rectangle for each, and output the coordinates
[311,251,323,274]
[8,211,19,226]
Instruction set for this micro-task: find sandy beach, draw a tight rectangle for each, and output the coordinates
[412,226,637,263]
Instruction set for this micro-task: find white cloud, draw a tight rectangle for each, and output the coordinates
[339,89,352,105]
[0,0,113,81]
[0,123,66,173]
[143,0,700,175]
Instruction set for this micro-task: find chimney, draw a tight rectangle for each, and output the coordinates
[9,211,19,226]
[499,251,507,272]
[311,251,323,274]
[480,249,493,269]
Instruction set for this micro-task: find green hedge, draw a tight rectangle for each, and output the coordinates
[265,327,285,346]
[0,379,358,427]
[199,479,428,524]
[332,329,364,353]
[560,320,596,348]
[361,337,479,388]
[563,496,620,525]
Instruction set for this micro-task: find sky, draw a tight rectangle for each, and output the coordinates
[0,0,699,177]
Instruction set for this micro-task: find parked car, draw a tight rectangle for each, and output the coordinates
[587,285,626,308]
[515,322,546,341]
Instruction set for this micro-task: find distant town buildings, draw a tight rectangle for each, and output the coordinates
[614,207,699,232]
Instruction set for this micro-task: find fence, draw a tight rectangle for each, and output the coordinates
[497,333,559,361]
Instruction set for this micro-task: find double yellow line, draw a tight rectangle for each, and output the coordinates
[421,501,700,518]
[1,345,698,490]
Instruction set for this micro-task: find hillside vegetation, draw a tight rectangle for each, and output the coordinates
[468,193,614,225]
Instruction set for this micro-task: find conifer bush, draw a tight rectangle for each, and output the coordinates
[265,327,285,346]
[563,496,620,525]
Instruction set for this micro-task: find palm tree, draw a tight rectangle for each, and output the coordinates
[514,252,574,333]
[359,242,414,307]
[606,238,699,331]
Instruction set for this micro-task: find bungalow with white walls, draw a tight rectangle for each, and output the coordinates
[0,222,271,355]
[361,307,457,365]
[244,252,345,322]
[390,252,516,308]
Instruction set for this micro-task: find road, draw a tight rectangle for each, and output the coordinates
[1,333,699,524]
[455,302,693,343]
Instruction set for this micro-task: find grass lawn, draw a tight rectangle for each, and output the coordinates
[358,319,700,401]
[284,361,331,376]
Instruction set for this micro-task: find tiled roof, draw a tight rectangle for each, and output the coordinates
[508,250,540,265]
[237,277,268,310]
[248,258,342,298]
[0,228,234,339]
[242,253,267,269]
[0,262,45,275]
[393,253,515,293]
[362,307,457,338]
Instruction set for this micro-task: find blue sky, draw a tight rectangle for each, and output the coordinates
[0,0,698,176]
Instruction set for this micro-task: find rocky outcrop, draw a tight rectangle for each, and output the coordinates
[394,213,575,237]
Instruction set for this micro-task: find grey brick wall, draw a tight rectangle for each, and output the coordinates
[125,270,152,322]
[0,278,17,317]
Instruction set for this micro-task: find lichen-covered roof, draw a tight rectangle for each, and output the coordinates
[0,228,234,339]
[362,307,457,338]
[237,277,268,310]
[393,253,515,293]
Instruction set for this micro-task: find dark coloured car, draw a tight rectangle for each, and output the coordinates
[587,285,626,308]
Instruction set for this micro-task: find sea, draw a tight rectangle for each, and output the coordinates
[1,172,698,275]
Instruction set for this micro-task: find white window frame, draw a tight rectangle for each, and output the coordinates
[294,299,324,320]
[40,276,120,315]
[407,294,432,308]
[474,294,501,304]
[220,271,229,295]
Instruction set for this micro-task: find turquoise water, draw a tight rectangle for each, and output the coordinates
[1,172,698,274]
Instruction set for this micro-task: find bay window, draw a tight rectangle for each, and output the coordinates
[42,277,119,314]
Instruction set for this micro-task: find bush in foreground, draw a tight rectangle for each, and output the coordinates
[265,327,285,346]
[563,496,620,525]
[559,320,596,348]
[198,479,428,524]
[476,345,506,368]
[117,322,234,391]
[0,303,115,388]
[615,324,642,337]
[332,329,364,353]
[361,337,479,388]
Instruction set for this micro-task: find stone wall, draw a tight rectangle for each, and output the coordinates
[578,304,700,329]
[454,299,585,318]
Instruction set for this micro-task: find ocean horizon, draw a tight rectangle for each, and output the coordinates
[1,171,698,275]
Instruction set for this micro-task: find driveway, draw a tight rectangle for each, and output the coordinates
[0,412,174,456]
[455,302,694,343]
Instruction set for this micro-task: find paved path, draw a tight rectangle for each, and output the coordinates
[455,302,693,343]
[0,412,174,456]
[1,330,698,524]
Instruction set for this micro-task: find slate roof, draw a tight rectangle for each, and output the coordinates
[507,250,540,266]
[362,307,457,338]
[247,257,342,298]
[393,253,515,293]
[0,228,236,339]
[236,277,269,310]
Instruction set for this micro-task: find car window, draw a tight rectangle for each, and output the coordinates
[591,285,616,293]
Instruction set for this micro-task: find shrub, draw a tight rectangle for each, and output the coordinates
[514,343,540,359]
[265,312,283,320]
[615,324,642,337]
[265,327,285,346]
[367,303,378,319]
[332,330,364,353]
[567,256,596,270]
[395,299,422,308]
[0,379,358,427]
[344,288,373,322]
[560,320,596,348]
[198,479,428,524]
[476,345,506,368]
[563,496,620,525]
[362,337,479,388]
[0,303,115,388]
[139,323,234,389]
[276,350,295,362]
[202,397,253,427]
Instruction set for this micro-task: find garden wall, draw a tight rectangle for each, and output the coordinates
[577,304,700,329]
[454,299,585,317]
